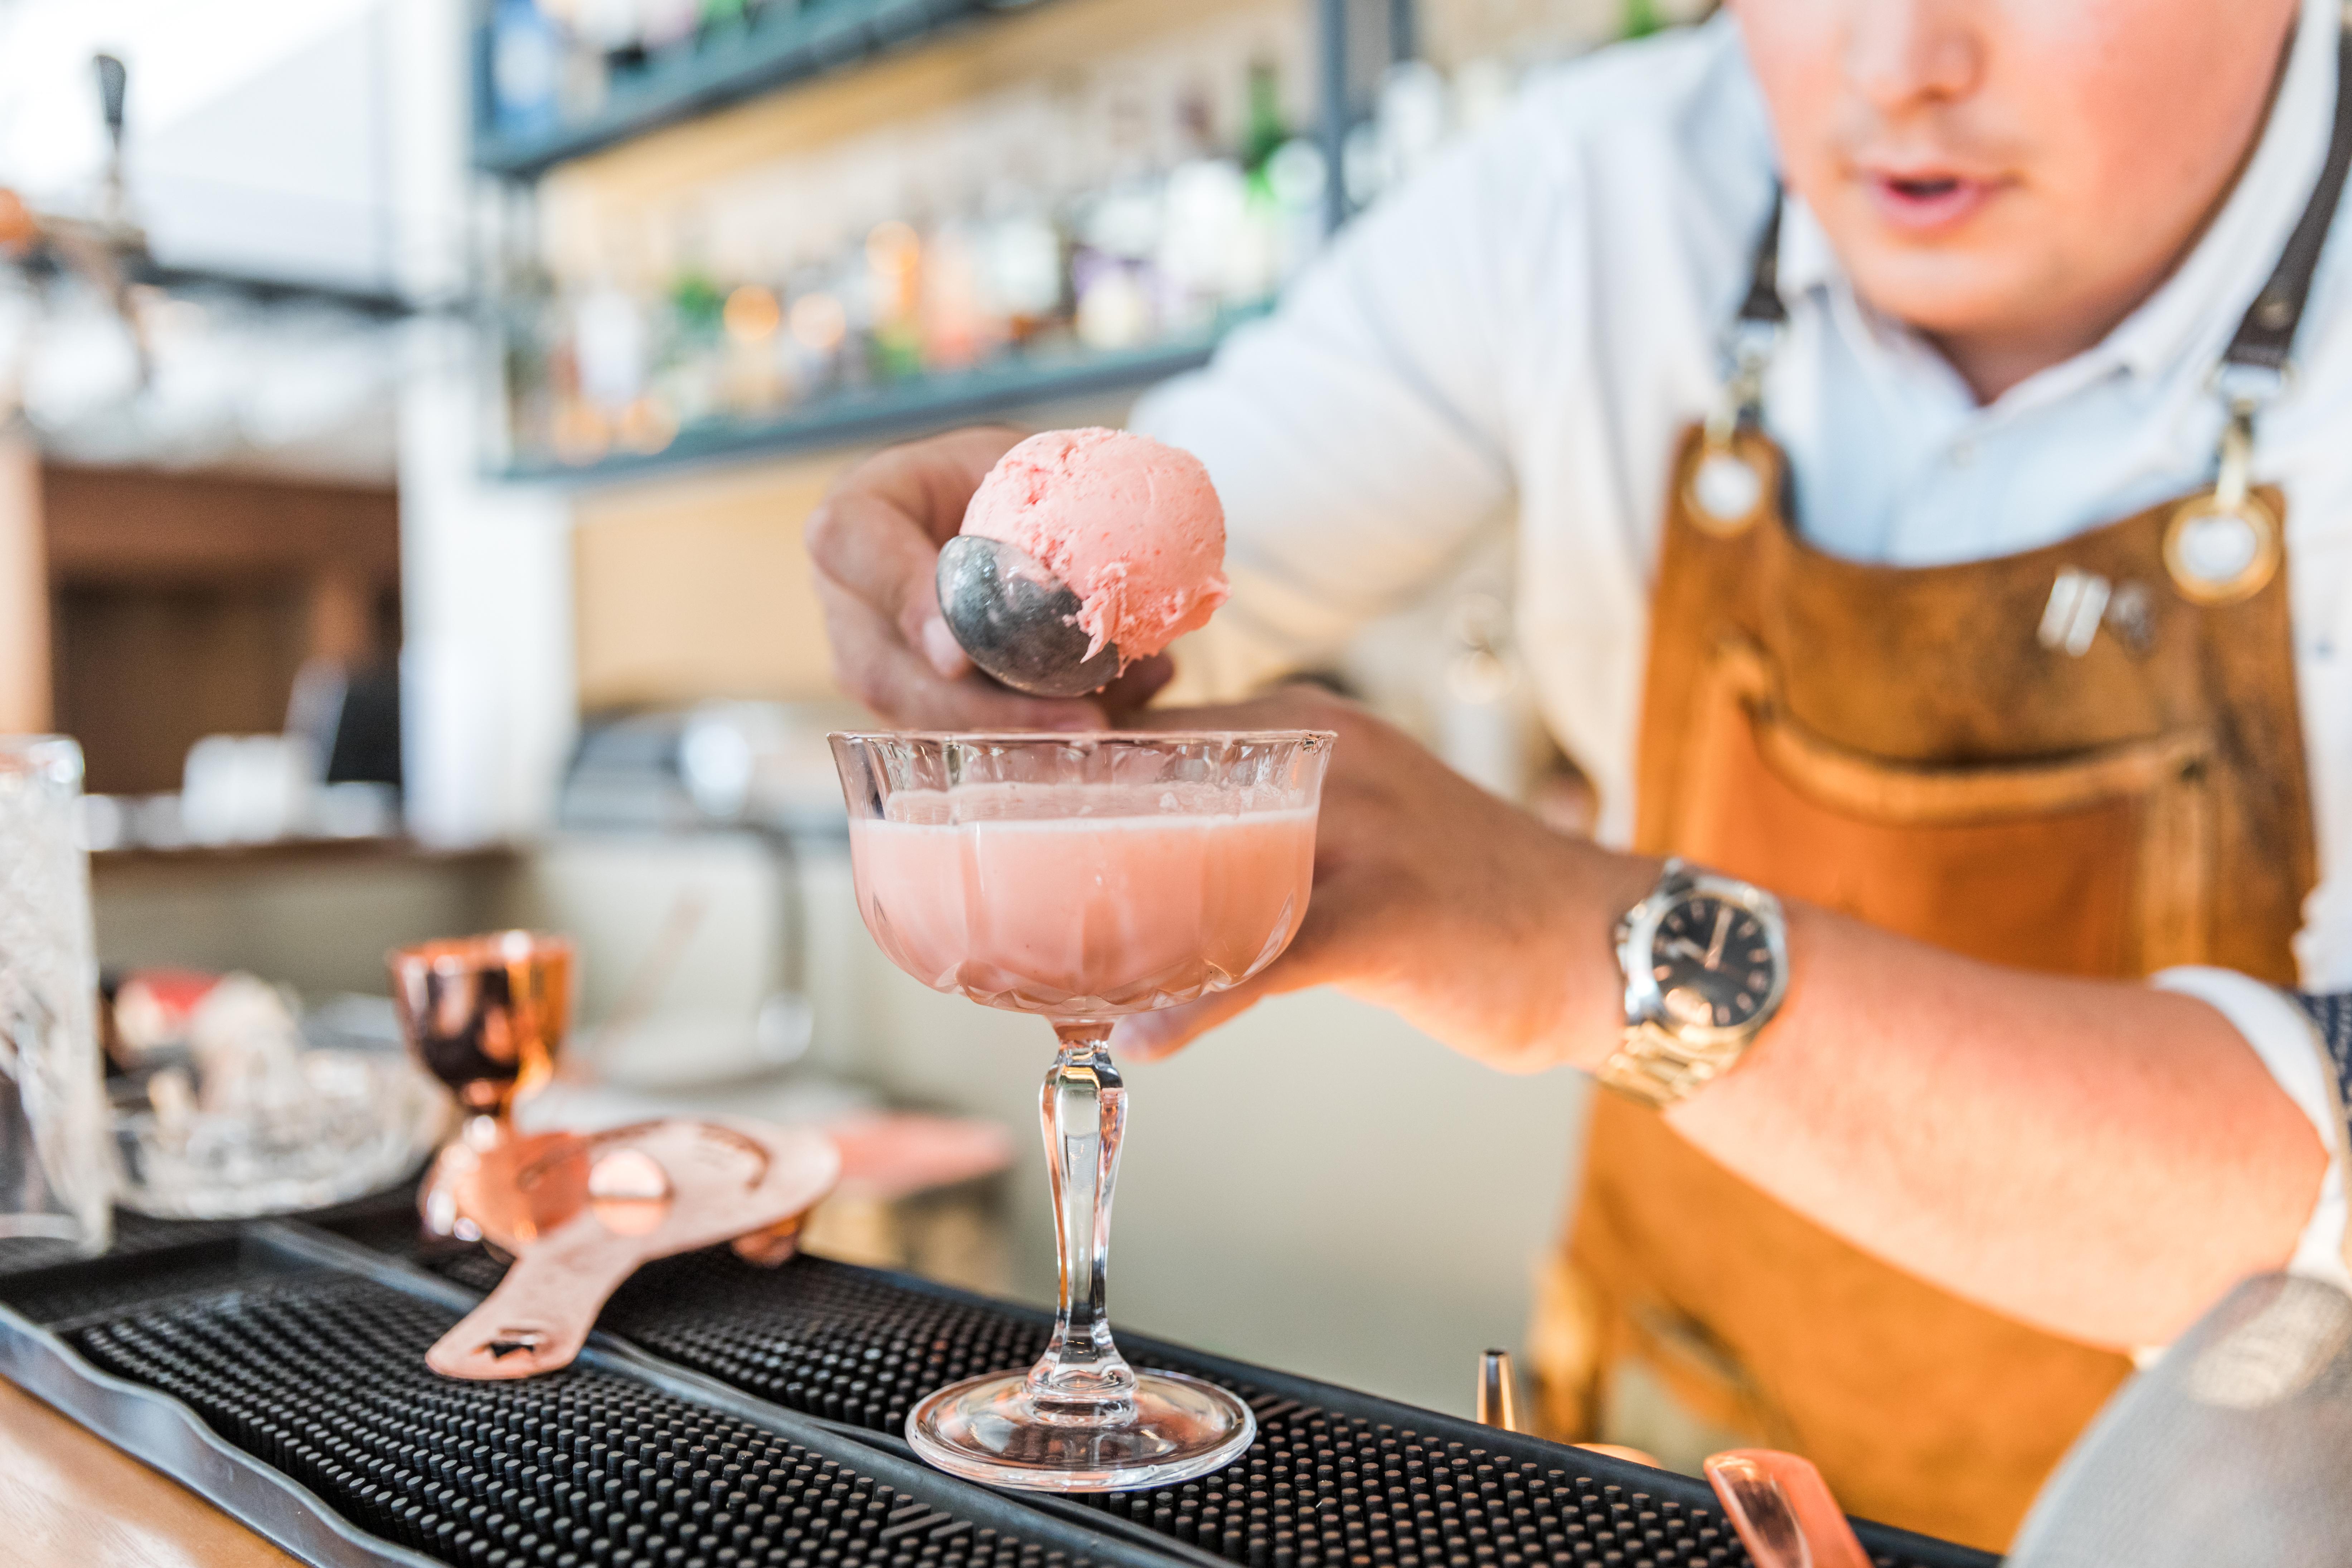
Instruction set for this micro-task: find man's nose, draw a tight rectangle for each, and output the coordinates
[1844,0,1984,112]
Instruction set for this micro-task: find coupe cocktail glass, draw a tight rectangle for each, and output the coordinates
[831,729,1334,1491]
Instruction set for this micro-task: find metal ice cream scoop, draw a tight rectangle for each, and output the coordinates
[936,534,1124,698]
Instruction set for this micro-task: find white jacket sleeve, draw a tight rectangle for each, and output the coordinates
[1130,118,1549,699]
[2151,967,2351,1297]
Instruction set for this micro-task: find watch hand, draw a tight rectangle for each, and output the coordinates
[1662,938,1710,965]
[1703,906,1732,971]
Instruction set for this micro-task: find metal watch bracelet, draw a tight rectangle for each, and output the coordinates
[1597,858,1789,1110]
[1596,1020,1752,1110]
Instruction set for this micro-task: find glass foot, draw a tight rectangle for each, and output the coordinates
[908,1369,1255,1492]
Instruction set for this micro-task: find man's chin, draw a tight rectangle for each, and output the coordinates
[1834,238,2046,344]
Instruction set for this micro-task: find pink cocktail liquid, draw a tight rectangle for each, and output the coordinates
[846,783,1316,1017]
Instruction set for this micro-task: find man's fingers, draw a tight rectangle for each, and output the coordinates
[807,487,968,680]
[820,587,1099,730]
[1112,986,1265,1062]
[805,428,1023,681]
[1110,887,1355,1062]
[1109,931,1328,1061]
[1150,684,1366,739]
[893,426,1028,543]
[1097,655,1175,719]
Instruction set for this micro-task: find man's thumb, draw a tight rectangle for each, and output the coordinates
[1110,984,1267,1062]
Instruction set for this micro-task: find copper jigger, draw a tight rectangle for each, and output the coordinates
[389,929,575,1241]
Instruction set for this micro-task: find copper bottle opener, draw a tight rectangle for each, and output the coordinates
[1703,1449,1872,1568]
[425,1117,839,1380]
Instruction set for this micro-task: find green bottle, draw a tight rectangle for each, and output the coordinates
[671,270,726,339]
[1242,58,1287,185]
[1620,0,1664,38]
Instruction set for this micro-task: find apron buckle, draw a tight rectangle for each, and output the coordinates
[1685,433,1772,535]
[1689,318,1784,535]
[2163,486,2282,605]
[2166,372,2286,604]
[1706,319,1781,445]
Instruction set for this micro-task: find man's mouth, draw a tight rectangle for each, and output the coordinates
[1861,171,2002,232]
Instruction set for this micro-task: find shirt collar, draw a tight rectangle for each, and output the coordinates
[1772,0,2339,392]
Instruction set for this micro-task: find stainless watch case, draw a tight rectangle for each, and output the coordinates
[1613,858,1790,1053]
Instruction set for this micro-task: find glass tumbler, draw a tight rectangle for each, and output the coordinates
[0,737,114,1254]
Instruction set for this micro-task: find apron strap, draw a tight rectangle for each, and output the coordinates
[1709,188,1786,434]
[2223,24,2352,382]
[1736,191,1788,332]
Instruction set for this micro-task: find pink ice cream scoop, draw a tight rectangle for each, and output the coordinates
[935,428,1231,697]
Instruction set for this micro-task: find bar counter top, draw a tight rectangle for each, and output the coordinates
[0,1374,296,1567]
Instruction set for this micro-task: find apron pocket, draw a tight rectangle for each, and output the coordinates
[1665,635,2212,976]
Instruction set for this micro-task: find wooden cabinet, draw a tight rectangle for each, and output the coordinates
[18,461,397,795]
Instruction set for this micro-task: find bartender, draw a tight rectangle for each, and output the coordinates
[805,0,2352,1549]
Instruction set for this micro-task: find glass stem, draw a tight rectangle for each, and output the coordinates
[1027,1021,1136,1414]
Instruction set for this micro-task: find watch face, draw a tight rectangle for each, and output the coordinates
[1649,893,1776,1031]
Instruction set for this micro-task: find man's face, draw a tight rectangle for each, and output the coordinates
[1733,0,2299,358]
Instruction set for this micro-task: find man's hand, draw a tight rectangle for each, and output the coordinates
[805,426,1175,729]
[1112,687,1656,1071]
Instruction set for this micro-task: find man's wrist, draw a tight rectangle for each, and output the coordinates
[1594,857,1796,1107]
[1548,843,1665,1076]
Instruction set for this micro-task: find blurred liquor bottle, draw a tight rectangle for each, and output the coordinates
[504,27,1347,466]
[1620,0,1665,39]
[865,220,927,380]
[1070,86,1162,353]
[640,0,702,56]
[489,0,563,135]
[1241,58,1287,192]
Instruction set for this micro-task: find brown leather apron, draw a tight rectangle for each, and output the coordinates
[1534,28,2351,1552]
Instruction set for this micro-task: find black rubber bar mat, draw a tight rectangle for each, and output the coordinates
[0,1228,1174,1568]
[328,1218,1997,1568]
[0,1186,422,1287]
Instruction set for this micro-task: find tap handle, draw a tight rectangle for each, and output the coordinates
[94,54,127,150]
[1475,1348,1519,1432]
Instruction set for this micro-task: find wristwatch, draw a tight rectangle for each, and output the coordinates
[1598,858,1790,1108]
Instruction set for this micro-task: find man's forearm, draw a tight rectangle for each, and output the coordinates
[1628,899,2327,1349]
[1119,696,2329,1353]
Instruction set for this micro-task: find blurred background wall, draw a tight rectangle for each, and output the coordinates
[0,0,1704,1419]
